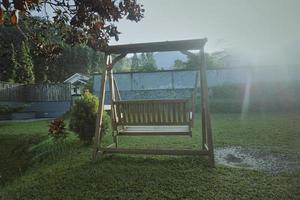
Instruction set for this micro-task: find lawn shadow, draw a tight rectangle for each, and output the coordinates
[92,153,213,170]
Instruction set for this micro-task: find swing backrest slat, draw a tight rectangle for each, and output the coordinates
[113,99,192,126]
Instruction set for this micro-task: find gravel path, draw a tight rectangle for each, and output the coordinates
[215,146,300,173]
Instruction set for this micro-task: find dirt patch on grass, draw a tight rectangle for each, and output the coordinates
[215,146,300,173]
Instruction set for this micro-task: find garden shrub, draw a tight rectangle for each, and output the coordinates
[48,119,68,140]
[29,119,71,163]
[0,105,26,114]
[69,91,111,144]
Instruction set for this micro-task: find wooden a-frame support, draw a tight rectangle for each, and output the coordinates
[92,39,214,167]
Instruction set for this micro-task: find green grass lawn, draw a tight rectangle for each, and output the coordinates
[0,113,300,199]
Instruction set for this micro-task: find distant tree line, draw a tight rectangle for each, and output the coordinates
[114,51,225,73]
[113,53,158,72]
[173,52,225,70]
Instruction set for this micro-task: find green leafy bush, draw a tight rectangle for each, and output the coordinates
[69,91,111,144]
[0,105,26,114]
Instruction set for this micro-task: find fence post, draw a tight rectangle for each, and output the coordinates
[171,71,175,89]
[130,72,133,91]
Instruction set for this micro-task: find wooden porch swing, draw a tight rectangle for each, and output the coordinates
[92,38,215,166]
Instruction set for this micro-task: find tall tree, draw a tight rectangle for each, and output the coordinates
[15,40,35,84]
[130,53,157,72]
[0,43,18,82]
[9,43,17,82]
[131,53,139,72]
[172,52,225,69]
[114,56,131,72]
[173,59,186,69]
[139,53,157,71]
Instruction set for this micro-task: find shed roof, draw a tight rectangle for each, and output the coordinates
[104,38,207,54]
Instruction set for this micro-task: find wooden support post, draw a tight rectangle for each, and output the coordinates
[171,71,175,89]
[113,78,121,101]
[191,71,199,127]
[199,58,207,151]
[108,55,118,148]
[200,47,215,167]
[99,148,209,156]
[92,64,108,161]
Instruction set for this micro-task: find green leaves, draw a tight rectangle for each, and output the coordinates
[0,8,4,25]
[2,0,10,10]
[69,91,111,144]
[1,0,144,51]
[14,40,35,84]
[131,52,158,72]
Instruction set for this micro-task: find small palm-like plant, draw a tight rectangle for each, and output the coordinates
[48,119,68,140]
[31,119,70,163]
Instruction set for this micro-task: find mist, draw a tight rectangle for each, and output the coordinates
[113,0,300,67]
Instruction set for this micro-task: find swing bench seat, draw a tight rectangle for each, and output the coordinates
[113,99,194,136]
[118,125,190,136]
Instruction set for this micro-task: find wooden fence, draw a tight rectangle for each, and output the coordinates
[0,82,24,101]
[0,81,71,102]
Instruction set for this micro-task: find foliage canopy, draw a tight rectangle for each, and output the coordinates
[0,0,144,56]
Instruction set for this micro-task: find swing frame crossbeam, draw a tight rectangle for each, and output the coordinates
[92,38,215,167]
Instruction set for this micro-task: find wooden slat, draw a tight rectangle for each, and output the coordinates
[114,99,192,126]
[0,82,71,102]
[114,103,122,124]
[137,103,142,123]
[121,103,125,123]
[142,102,146,123]
[179,102,183,123]
[168,103,172,123]
[104,38,207,54]
[137,103,141,123]
[114,99,188,104]
[116,121,190,126]
[118,132,190,136]
[136,103,140,123]
[126,103,130,123]
[113,78,121,101]
[144,103,151,123]
[106,143,116,148]
[129,104,134,123]
[162,103,166,123]
[184,102,188,123]
[172,103,176,123]
[135,103,142,123]
[99,148,209,156]
[131,104,135,123]
[152,102,155,123]
[157,103,161,122]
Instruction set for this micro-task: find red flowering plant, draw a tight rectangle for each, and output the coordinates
[48,118,68,140]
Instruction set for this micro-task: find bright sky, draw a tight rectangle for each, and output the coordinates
[112,0,300,65]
